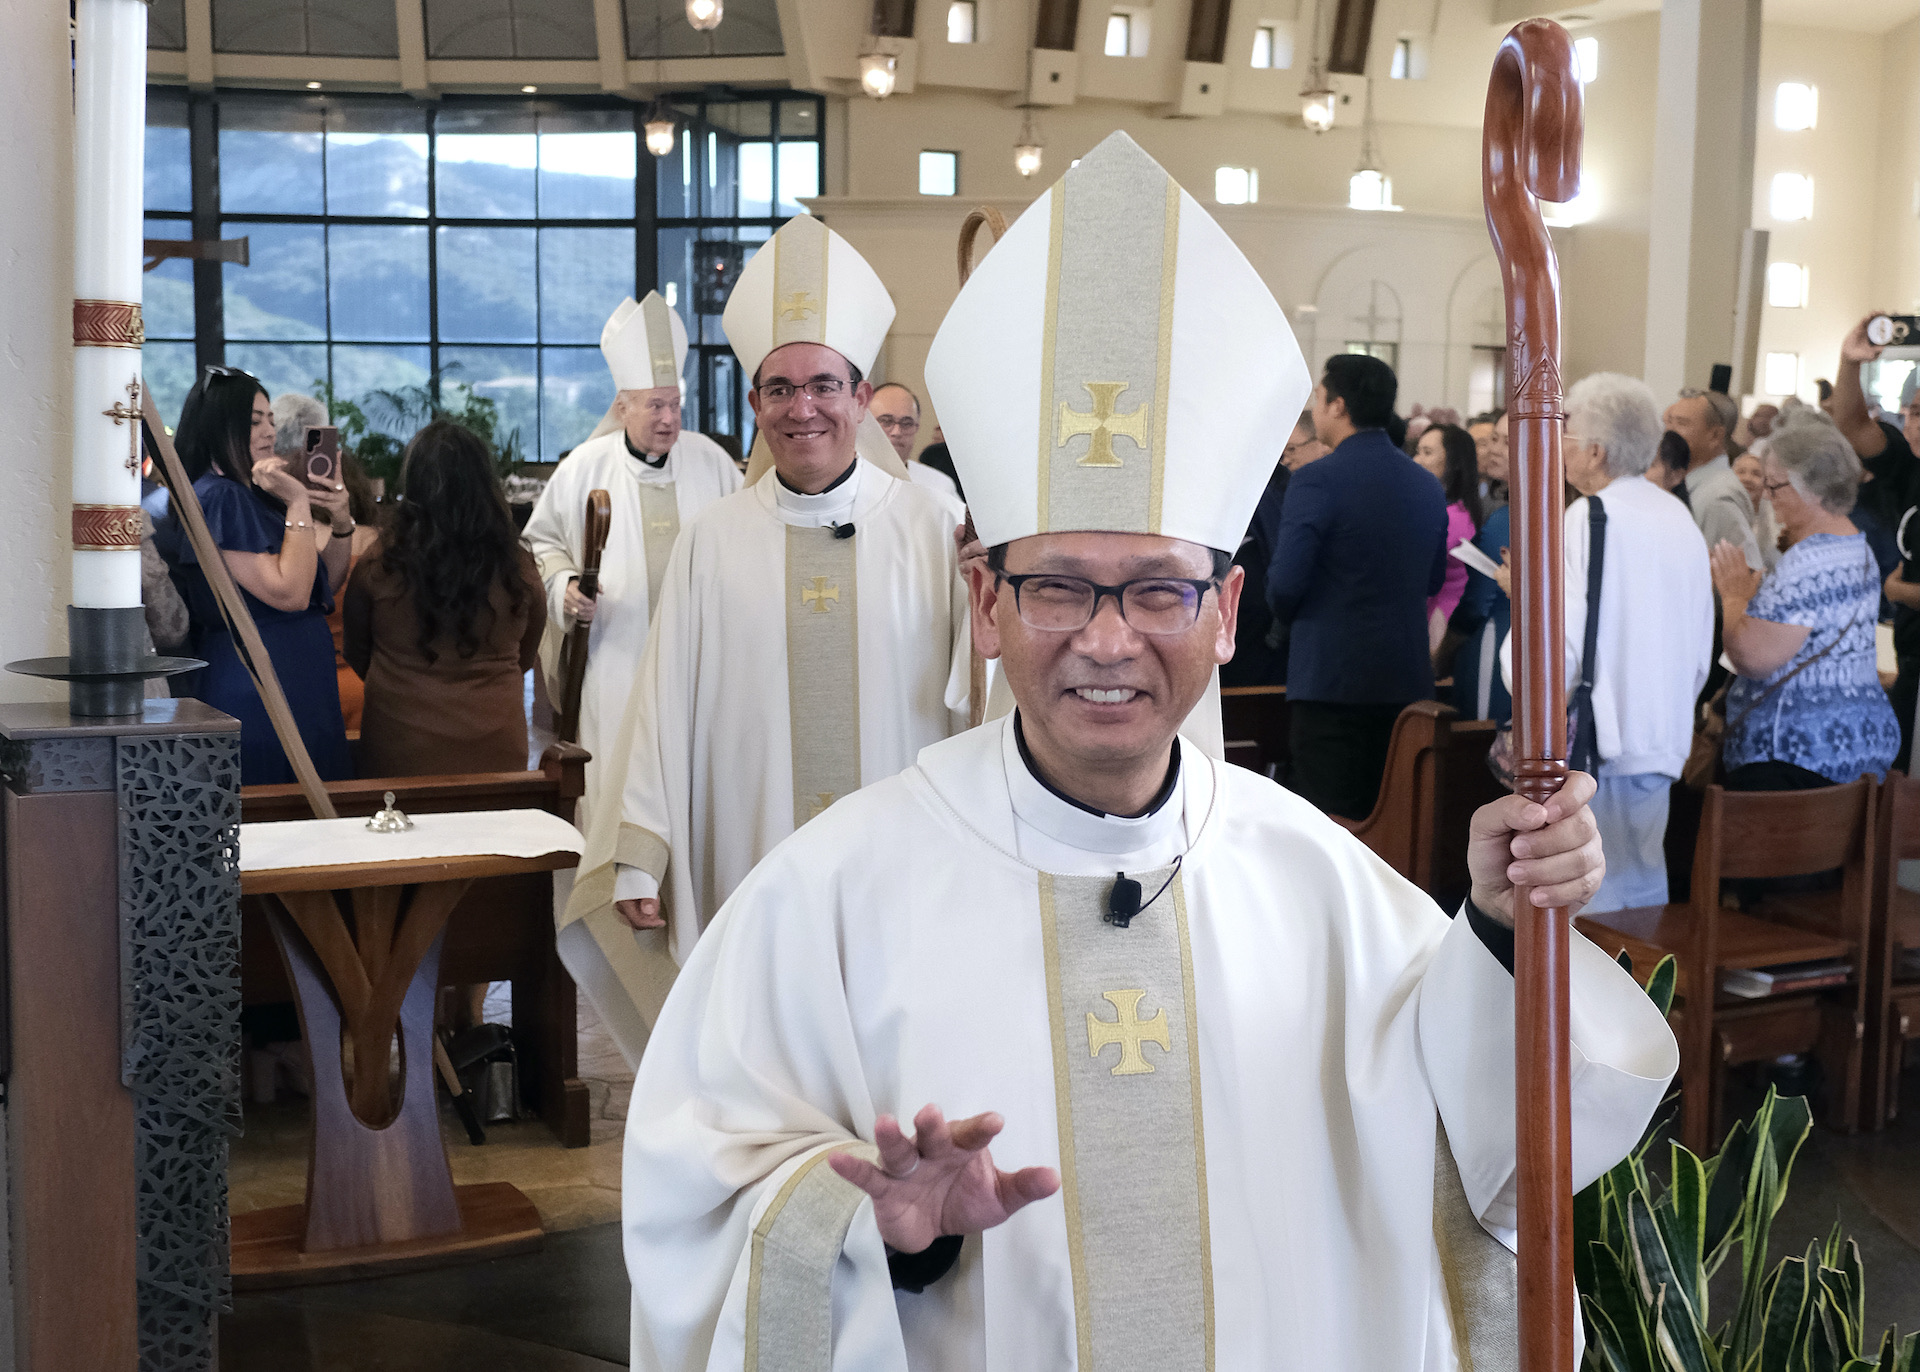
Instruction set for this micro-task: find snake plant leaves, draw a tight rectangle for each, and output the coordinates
[1628,1192,1719,1370]
[1644,954,1677,1017]
[1756,1255,1808,1372]
[1655,1144,1709,1317]
[1587,1239,1658,1371]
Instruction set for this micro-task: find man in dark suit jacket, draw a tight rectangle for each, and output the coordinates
[1266,354,1447,819]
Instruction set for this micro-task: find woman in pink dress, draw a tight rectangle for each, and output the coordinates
[1413,423,1484,655]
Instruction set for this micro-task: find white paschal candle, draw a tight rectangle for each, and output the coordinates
[70,0,149,610]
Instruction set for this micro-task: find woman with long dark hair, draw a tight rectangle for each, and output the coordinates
[172,366,355,784]
[1413,422,1484,653]
[344,420,545,776]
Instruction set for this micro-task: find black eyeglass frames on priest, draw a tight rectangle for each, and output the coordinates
[995,572,1221,635]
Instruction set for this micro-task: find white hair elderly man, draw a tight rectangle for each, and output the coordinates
[1504,373,1714,912]
[270,392,329,459]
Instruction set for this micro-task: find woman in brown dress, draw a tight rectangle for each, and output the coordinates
[344,420,545,777]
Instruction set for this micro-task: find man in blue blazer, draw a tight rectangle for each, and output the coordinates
[1266,354,1448,818]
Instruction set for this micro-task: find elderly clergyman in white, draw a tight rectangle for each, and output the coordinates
[565,214,970,1065]
[618,134,1677,1371]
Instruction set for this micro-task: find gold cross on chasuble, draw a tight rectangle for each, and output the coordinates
[783,525,860,831]
[800,576,839,612]
[1038,867,1212,1368]
[1086,989,1171,1076]
[1057,381,1150,468]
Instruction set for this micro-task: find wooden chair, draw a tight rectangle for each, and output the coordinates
[1576,779,1874,1155]
[1221,684,1289,780]
[1865,772,1920,1129]
[1331,701,1504,911]
[241,742,592,1147]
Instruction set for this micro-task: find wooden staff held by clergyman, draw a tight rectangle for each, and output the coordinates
[1484,19,1583,1372]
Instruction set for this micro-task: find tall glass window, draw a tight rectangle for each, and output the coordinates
[142,88,824,461]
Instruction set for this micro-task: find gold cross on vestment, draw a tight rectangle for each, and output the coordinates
[806,792,835,819]
[649,517,674,533]
[1057,381,1149,469]
[1086,988,1170,1076]
[778,291,819,322]
[104,377,143,475]
[800,576,840,613]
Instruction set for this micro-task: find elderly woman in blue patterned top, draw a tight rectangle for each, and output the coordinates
[1709,419,1900,791]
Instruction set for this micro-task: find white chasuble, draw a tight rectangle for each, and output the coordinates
[522,427,743,783]
[563,459,971,1064]
[620,716,1678,1371]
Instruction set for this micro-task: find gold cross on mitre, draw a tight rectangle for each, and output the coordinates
[1057,381,1149,469]
[806,792,835,819]
[1086,988,1170,1077]
[777,291,819,321]
[104,377,143,475]
[800,575,839,613]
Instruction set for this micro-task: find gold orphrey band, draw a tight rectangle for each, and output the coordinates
[72,504,144,551]
[73,299,144,349]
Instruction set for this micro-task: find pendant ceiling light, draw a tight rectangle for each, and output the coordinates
[1298,0,1335,133]
[858,49,898,100]
[1013,108,1042,177]
[1347,80,1396,210]
[644,100,677,158]
[686,0,721,31]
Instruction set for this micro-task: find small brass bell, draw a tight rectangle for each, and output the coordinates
[365,791,414,833]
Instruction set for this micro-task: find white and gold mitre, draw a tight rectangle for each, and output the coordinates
[722,213,895,380]
[925,133,1310,552]
[601,292,688,392]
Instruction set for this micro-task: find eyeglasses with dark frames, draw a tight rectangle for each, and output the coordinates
[995,572,1220,635]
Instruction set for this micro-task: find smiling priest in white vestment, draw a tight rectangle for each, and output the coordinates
[617,134,1678,1371]
[562,214,970,1064]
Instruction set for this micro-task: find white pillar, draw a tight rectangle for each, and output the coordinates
[1642,0,1763,401]
[0,0,76,704]
[70,0,149,610]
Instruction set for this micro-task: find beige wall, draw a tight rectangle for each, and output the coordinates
[1752,24,1888,403]
[0,0,74,706]
[1560,12,1664,387]
[1870,16,1920,320]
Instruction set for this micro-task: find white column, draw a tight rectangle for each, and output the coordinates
[0,0,76,703]
[1641,0,1763,401]
[70,0,149,610]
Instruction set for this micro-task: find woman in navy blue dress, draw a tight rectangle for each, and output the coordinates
[172,367,355,785]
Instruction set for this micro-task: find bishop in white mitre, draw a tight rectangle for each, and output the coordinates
[618,135,1678,1372]
[523,292,741,773]
[564,214,970,1064]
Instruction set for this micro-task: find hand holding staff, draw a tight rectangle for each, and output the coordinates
[555,488,613,746]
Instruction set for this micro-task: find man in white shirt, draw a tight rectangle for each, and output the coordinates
[1508,373,1713,912]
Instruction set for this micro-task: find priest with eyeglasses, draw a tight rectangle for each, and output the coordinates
[563,213,970,1064]
[615,135,1677,1371]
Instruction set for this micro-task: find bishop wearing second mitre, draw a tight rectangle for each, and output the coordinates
[562,213,970,1064]
[522,291,742,780]
[614,134,1678,1370]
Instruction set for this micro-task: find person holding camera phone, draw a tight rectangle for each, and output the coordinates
[1836,312,1920,769]
[173,366,354,785]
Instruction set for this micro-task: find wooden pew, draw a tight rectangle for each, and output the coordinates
[1331,700,1503,911]
[1221,685,1290,780]
[1866,772,1920,1128]
[241,743,592,1147]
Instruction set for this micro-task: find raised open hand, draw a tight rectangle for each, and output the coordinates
[827,1104,1059,1255]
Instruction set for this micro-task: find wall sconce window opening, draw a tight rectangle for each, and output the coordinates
[1389,37,1412,79]
[1764,352,1800,397]
[1215,166,1258,205]
[919,150,959,197]
[1774,83,1818,131]
[1105,11,1143,57]
[947,0,976,44]
[1573,37,1598,84]
[1769,173,1814,222]
[1766,262,1809,309]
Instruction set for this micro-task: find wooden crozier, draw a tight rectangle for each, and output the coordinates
[1483,20,1582,1371]
[554,488,612,745]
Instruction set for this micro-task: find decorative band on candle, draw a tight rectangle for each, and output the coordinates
[72,504,145,550]
[73,299,145,349]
